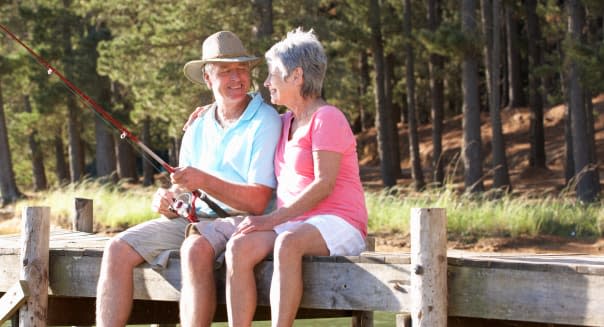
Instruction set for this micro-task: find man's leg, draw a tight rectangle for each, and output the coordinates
[96,238,145,327]
[225,231,276,326]
[180,234,218,327]
[270,224,329,327]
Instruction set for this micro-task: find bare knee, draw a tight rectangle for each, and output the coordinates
[102,238,142,271]
[180,235,215,268]
[274,233,303,263]
[225,235,261,271]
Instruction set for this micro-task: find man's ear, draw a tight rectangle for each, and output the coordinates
[204,72,212,88]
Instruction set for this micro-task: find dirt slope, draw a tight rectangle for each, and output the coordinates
[358,95,604,254]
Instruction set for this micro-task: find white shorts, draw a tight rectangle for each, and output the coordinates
[273,215,366,256]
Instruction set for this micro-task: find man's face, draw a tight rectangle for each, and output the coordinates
[204,62,251,105]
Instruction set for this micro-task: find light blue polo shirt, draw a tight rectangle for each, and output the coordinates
[178,92,282,216]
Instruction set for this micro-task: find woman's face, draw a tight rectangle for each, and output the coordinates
[264,63,298,106]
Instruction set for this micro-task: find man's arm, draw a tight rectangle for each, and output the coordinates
[171,167,273,215]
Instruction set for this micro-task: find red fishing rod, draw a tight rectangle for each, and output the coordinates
[0,23,228,221]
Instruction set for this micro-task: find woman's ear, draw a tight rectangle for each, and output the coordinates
[293,67,304,85]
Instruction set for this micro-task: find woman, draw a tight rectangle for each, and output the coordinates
[224,28,368,327]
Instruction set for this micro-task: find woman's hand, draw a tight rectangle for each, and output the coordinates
[234,215,277,236]
[151,188,179,219]
[182,105,210,131]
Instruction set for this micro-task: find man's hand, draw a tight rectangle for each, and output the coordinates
[182,105,210,131]
[151,187,179,219]
[170,166,203,192]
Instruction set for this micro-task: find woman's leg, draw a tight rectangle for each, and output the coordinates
[225,231,276,327]
[270,224,329,327]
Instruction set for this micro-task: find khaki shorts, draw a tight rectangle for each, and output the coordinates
[117,215,244,269]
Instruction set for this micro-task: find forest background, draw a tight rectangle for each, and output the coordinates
[0,0,603,249]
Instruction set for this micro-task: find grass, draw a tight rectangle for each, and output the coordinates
[1,181,603,239]
[2,179,156,233]
[365,185,604,239]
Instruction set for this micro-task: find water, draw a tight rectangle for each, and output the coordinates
[210,311,397,326]
[1,312,398,326]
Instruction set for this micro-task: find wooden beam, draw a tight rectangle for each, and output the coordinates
[19,206,50,327]
[44,297,353,325]
[72,198,93,233]
[0,280,29,325]
[410,208,447,326]
[448,263,604,326]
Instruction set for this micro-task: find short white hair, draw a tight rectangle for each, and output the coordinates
[265,28,327,98]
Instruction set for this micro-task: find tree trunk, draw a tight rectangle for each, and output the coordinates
[369,0,398,188]
[461,0,484,193]
[142,116,154,186]
[169,136,180,168]
[486,0,511,191]
[505,3,525,108]
[404,0,424,191]
[0,80,22,204]
[62,0,83,182]
[359,50,371,132]
[94,51,117,182]
[567,0,599,202]
[481,0,493,101]
[115,135,139,183]
[24,95,47,191]
[525,0,546,168]
[251,0,273,102]
[251,0,273,38]
[385,53,401,178]
[428,0,445,187]
[95,115,116,181]
[564,104,575,183]
[54,129,70,184]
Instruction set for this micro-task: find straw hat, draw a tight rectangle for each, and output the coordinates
[183,31,261,85]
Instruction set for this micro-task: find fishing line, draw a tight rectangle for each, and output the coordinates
[0,23,229,221]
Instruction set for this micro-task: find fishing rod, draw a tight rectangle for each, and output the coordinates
[0,23,228,221]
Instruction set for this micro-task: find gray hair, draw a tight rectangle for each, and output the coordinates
[265,28,327,98]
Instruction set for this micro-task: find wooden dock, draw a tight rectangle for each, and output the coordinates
[1,208,604,326]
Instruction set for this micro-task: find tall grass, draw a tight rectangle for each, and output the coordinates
[366,186,604,239]
[3,181,603,239]
[11,180,156,232]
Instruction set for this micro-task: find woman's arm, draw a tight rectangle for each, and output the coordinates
[235,149,342,234]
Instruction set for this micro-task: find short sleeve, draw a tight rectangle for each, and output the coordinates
[310,106,354,153]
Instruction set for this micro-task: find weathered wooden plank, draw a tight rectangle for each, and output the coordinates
[448,265,604,326]
[1,250,411,312]
[449,253,604,275]
[0,280,29,325]
[410,208,447,326]
[19,206,50,327]
[43,297,352,325]
[3,230,604,326]
[251,260,411,312]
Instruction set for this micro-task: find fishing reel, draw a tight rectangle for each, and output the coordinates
[169,192,196,220]
[168,189,229,222]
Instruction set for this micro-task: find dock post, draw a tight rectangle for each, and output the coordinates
[409,208,447,327]
[72,198,93,233]
[395,313,411,327]
[19,206,50,327]
[71,198,93,327]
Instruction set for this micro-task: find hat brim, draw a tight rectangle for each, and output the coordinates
[183,57,262,86]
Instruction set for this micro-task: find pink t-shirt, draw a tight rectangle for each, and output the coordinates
[274,106,368,237]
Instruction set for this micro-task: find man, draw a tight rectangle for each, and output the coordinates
[95,31,281,327]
